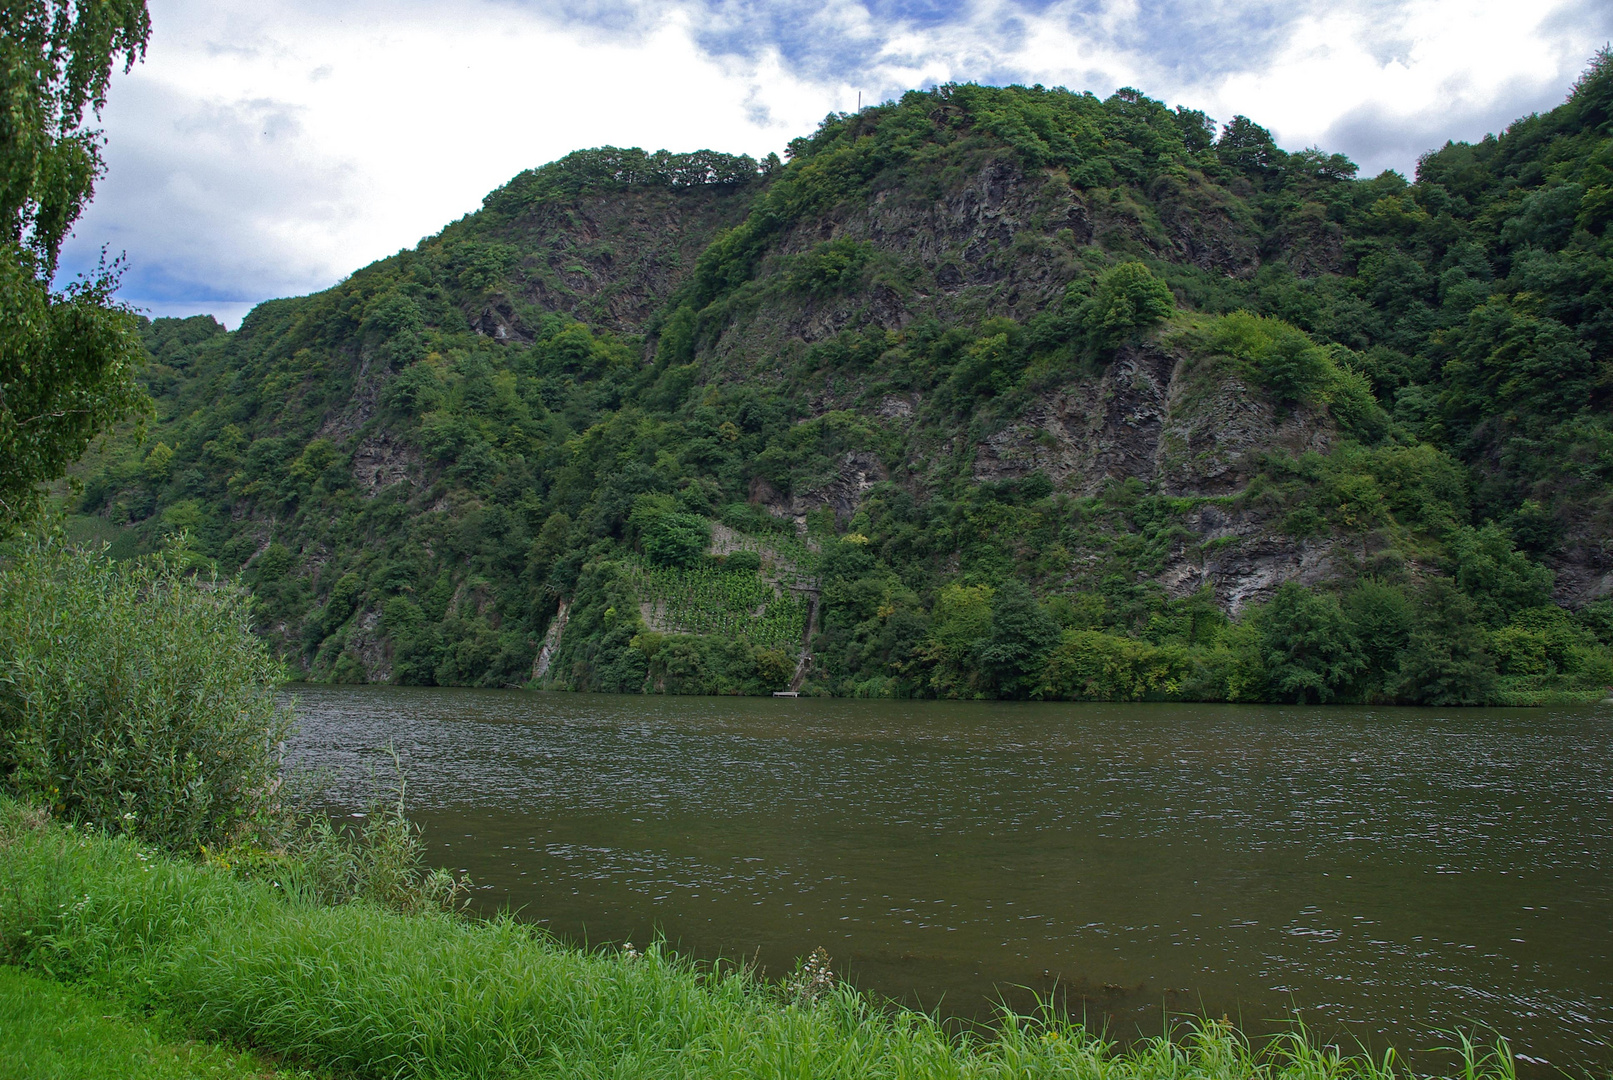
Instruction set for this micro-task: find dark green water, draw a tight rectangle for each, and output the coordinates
[288,687,1612,1070]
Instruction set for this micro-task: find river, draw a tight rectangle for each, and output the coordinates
[286,686,1613,1071]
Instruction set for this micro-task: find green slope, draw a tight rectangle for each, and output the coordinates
[64,58,1613,703]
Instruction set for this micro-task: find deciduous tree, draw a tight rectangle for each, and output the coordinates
[1,0,151,529]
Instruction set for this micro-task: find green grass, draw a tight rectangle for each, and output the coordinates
[0,800,1522,1080]
[0,964,305,1079]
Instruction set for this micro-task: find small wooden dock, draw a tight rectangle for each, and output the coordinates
[772,691,799,697]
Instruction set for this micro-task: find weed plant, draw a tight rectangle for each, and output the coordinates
[0,800,1522,1080]
[265,749,469,914]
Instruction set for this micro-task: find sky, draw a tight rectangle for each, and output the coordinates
[56,0,1613,328]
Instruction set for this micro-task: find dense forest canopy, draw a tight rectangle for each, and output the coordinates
[61,52,1613,705]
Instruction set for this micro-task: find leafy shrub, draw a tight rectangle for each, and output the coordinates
[1038,629,1194,700]
[976,580,1062,695]
[791,238,873,296]
[1217,115,1283,180]
[630,496,711,568]
[1076,261,1175,352]
[1444,523,1554,626]
[1201,312,1336,405]
[1258,582,1364,703]
[641,512,711,568]
[1490,606,1613,695]
[920,583,995,696]
[1392,580,1497,705]
[1343,579,1414,699]
[0,531,293,851]
[1326,364,1392,443]
[946,331,1020,398]
[483,146,762,215]
[1577,599,1613,646]
[623,631,793,695]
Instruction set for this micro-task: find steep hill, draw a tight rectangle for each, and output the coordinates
[67,60,1613,705]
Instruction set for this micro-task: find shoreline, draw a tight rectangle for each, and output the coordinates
[0,799,1529,1080]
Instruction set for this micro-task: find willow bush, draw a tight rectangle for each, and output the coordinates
[0,531,292,851]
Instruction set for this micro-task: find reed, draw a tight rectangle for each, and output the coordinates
[0,800,1519,1080]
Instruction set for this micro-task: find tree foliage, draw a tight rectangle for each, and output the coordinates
[1076,261,1175,353]
[0,0,150,530]
[51,55,1613,706]
[1258,582,1365,703]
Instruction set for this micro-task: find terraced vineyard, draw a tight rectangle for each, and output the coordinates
[629,561,810,652]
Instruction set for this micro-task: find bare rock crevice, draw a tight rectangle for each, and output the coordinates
[960,341,1343,610]
[351,430,421,496]
[751,451,888,529]
[533,599,571,681]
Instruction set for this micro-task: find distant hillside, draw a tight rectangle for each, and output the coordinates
[68,58,1613,704]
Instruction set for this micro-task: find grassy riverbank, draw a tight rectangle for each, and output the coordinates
[0,965,308,1079]
[0,800,1519,1080]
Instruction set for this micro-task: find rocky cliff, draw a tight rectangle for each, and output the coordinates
[67,73,1613,704]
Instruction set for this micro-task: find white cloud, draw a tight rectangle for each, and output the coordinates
[64,0,840,325]
[57,0,1611,327]
[1197,0,1598,167]
[847,0,1602,169]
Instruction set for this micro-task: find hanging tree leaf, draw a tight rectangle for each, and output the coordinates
[0,0,152,529]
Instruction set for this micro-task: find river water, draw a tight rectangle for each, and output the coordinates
[286,686,1613,1071]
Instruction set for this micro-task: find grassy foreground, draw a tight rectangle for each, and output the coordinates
[0,965,306,1079]
[0,801,1518,1080]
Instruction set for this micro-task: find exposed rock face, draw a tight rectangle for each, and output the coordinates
[481,186,754,337]
[731,336,1340,611]
[318,342,393,443]
[875,394,917,420]
[708,162,1086,368]
[1150,176,1261,277]
[347,609,392,683]
[351,430,420,495]
[1161,503,1343,614]
[533,599,570,681]
[925,341,1332,611]
[704,161,1327,375]
[970,343,1331,497]
[1553,534,1613,606]
[750,451,889,528]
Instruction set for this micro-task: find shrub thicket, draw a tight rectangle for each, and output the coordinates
[0,531,292,851]
[0,530,469,912]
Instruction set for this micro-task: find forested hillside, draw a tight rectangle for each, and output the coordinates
[65,54,1613,704]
